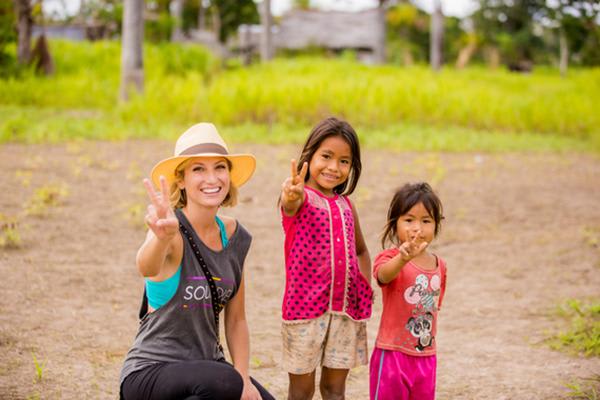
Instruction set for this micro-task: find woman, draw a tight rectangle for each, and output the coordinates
[120,123,273,400]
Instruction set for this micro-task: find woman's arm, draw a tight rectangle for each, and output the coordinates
[137,177,181,278]
[224,274,261,400]
[351,201,371,285]
[136,230,181,278]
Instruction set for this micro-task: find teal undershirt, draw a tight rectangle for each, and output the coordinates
[145,216,229,310]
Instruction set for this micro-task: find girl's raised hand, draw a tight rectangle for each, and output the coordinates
[398,230,429,261]
[281,159,308,205]
[143,176,179,242]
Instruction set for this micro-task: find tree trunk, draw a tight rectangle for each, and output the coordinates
[402,47,414,66]
[31,34,54,75]
[485,46,500,69]
[430,0,443,71]
[374,1,386,64]
[212,3,222,43]
[14,0,33,65]
[559,29,568,77]
[170,0,184,41]
[198,0,205,30]
[260,0,273,62]
[240,25,252,66]
[455,42,476,69]
[120,0,144,101]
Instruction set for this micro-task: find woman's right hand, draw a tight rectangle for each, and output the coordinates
[281,159,308,205]
[143,176,179,242]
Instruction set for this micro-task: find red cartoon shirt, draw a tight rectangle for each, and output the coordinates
[373,248,447,356]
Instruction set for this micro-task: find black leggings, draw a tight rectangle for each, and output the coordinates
[121,360,275,400]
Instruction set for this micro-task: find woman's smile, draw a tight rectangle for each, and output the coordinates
[200,187,222,194]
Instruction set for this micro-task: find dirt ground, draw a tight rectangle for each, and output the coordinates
[0,140,599,400]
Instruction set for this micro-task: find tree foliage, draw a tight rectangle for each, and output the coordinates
[212,0,259,43]
[385,3,464,66]
[546,1,600,65]
[472,0,600,66]
[0,1,16,55]
[472,0,547,65]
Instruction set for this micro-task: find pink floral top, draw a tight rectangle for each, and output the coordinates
[281,186,373,321]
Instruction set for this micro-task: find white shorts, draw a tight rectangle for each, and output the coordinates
[281,312,368,375]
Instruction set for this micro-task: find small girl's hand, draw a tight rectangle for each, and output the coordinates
[143,176,179,242]
[281,159,308,205]
[398,231,429,261]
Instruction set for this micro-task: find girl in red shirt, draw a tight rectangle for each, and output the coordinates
[370,182,446,400]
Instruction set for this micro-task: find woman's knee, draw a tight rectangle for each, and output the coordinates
[163,360,243,400]
[195,363,243,399]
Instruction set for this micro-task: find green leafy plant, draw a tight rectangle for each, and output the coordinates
[25,184,69,217]
[122,202,146,229]
[31,352,45,383]
[0,213,21,248]
[581,226,599,249]
[563,375,599,400]
[547,299,600,357]
[15,169,32,187]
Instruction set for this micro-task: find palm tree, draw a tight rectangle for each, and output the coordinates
[120,0,144,101]
[430,0,443,71]
[260,0,273,61]
[14,0,32,64]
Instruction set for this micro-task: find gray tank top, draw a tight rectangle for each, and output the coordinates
[120,210,251,384]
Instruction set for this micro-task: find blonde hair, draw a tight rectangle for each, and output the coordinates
[169,158,238,209]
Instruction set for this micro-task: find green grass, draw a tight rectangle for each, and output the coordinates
[547,299,600,357]
[563,375,600,400]
[1,105,591,152]
[31,352,45,383]
[1,39,599,151]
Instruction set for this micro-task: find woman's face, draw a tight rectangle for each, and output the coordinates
[178,157,231,208]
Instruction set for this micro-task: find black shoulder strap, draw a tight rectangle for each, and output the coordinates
[138,287,148,320]
[176,209,224,353]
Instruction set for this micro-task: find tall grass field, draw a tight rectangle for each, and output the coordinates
[1,39,599,152]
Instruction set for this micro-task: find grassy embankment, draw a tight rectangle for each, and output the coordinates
[1,40,599,152]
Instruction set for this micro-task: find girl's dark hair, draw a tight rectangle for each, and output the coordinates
[381,182,444,248]
[296,117,362,196]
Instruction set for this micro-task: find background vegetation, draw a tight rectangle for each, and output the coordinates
[1,39,599,152]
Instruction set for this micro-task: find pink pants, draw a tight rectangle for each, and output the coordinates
[369,347,436,400]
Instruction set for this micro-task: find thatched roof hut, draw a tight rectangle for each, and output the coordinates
[275,8,382,52]
[237,8,385,63]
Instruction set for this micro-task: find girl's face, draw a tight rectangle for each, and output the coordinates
[396,202,436,246]
[178,157,230,208]
[306,136,352,196]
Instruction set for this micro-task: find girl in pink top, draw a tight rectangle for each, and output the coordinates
[280,117,373,400]
[370,182,446,400]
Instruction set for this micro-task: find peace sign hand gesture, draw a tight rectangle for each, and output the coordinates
[281,159,308,207]
[143,176,179,242]
[398,230,429,262]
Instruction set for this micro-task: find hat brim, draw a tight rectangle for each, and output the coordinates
[150,153,256,190]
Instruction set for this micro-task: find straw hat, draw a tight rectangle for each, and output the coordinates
[150,123,256,189]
